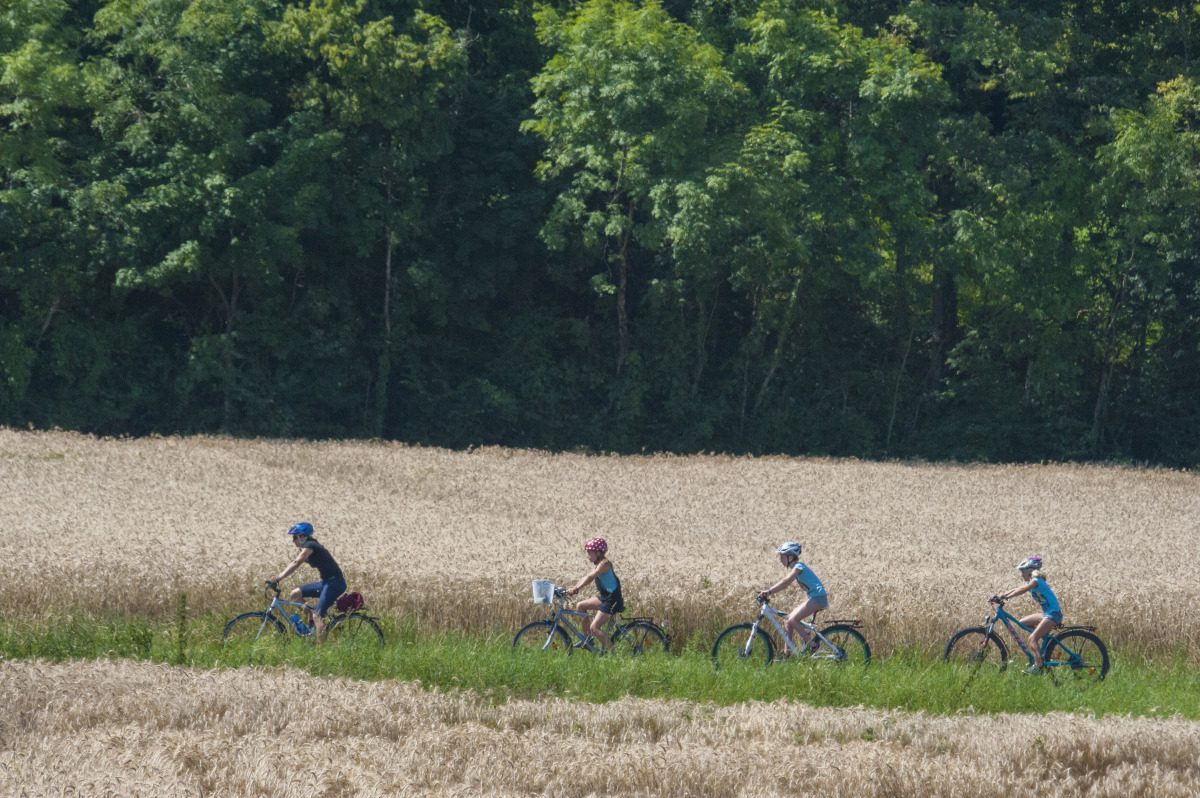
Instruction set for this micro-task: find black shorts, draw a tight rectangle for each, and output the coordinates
[599,590,625,615]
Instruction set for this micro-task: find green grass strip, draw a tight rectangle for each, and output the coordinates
[1,614,1197,720]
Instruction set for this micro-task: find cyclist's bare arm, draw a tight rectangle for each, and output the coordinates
[567,561,610,596]
[269,547,312,584]
[759,572,794,600]
[999,579,1036,601]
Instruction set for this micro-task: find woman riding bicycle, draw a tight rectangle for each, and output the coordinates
[566,537,624,651]
[266,522,346,643]
[995,555,1062,674]
[756,541,829,654]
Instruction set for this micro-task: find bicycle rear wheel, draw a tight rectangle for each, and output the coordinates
[1044,629,1109,682]
[611,621,670,657]
[943,627,1008,672]
[222,612,286,644]
[512,620,572,653]
[326,612,385,647]
[817,624,871,665]
[711,623,774,668]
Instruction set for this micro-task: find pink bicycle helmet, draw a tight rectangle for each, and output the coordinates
[584,537,608,554]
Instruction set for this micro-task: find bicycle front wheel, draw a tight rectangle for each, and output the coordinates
[712,623,774,668]
[326,612,385,647]
[611,621,670,657]
[1044,629,1109,682]
[817,624,871,665]
[513,620,572,653]
[222,612,286,644]
[943,627,1008,672]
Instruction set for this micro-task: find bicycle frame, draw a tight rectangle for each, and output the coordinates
[257,594,316,637]
[748,601,842,658]
[531,590,651,652]
[984,601,1094,667]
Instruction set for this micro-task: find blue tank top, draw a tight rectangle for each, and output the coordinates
[792,562,827,598]
[1029,577,1061,616]
[595,562,620,598]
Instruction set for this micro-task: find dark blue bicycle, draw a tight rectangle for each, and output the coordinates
[944,596,1108,682]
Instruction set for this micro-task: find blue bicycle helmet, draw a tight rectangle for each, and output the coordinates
[288,521,314,537]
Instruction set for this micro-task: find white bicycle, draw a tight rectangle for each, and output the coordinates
[711,595,870,667]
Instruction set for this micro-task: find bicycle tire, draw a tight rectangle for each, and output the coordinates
[611,620,670,657]
[711,623,774,668]
[817,624,871,665]
[222,612,286,644]
[512,620,573,653]
[943,626,1008,672]
[326,612,385,647]
[1044,628,1109,682]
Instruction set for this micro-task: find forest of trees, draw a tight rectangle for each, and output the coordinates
[3,0,1199,464]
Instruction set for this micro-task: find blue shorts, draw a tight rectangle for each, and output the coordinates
[804,592,830,611]
[300,577,347,617]
[1044,611,1063,625]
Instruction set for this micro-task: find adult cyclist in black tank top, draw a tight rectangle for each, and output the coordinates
[266,522,347,642]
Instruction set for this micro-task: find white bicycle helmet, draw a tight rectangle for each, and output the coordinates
[1016,555,1042,571]
[776,542,802,558]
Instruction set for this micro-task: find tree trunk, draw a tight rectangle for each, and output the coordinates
[614,199,635,373]
[372,222,395,438]
[752,279,802,416]
[1090,271,1130,451]
[886,232,913,451]
[926,260,958,391]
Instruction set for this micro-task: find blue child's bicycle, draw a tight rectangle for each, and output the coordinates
[513,584,670,656]
[943,596,1108,682]
[222,583,384,646]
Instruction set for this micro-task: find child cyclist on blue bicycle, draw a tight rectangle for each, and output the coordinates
[566,537,624,651]
[756,542,828,654]
[994,555,1062,674]
[266,522,346,643]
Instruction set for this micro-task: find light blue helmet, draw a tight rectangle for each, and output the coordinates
[288,521,314,537]
[776,542,802,558]
[1017,555,1042,571]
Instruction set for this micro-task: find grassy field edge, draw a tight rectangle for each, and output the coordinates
[2,613,1197,721]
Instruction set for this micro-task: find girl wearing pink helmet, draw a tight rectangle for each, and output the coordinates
[566,537,624,651]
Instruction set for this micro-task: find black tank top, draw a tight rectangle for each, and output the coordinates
[302,539,344,582]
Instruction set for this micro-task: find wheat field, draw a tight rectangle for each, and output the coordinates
[2,428,1197,656]
[4,430,1200,797]
[2,658,1199,797]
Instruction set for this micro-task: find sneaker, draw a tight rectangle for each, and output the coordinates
[809,639,821,655]
[1023,664,1043,676]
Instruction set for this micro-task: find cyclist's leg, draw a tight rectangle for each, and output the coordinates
[312,577,347,642]
[589,609,614,649]
[575,596,601,643]
[1022,613,1058,668]
[785,596,827,651]
[591,591,623,650]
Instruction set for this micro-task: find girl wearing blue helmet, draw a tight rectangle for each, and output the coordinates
[995,555,1062,674]
[756,541,829,655]
[266,521,346,642]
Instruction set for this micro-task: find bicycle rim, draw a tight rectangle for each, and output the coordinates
[611,621,670,657]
